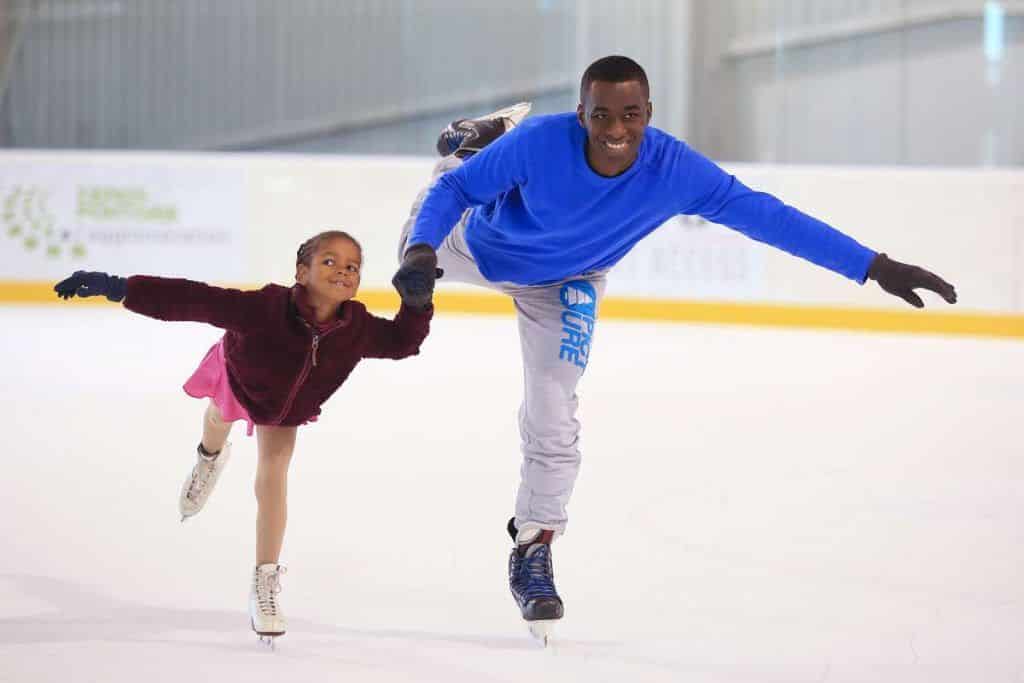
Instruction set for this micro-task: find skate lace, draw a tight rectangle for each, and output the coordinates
[515,545,558,600]
[440,126,465,151]
[186,458,217,501]
[256,567,286,616]
[452,118,509,149]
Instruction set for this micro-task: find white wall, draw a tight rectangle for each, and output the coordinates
[574,0,694,139]
[692,0,1023,166]
[2,1,575,149]
[1,150,1021,312]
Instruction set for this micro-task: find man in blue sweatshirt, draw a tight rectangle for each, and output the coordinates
[393,55,956,641]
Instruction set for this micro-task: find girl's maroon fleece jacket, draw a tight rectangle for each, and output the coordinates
[123,276,432,426]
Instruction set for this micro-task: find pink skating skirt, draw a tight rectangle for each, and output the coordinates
[183,338,255,436]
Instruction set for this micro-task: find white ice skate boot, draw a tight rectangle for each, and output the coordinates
[250,563,287,647]
[178,442,231,521]
[436,101,532,158]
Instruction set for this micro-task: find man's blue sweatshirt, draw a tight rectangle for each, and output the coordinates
[409,113,876,286]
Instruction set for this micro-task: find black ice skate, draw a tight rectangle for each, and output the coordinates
[436,102,532,158]
[507,518,563,646]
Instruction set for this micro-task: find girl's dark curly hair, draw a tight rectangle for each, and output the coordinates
[296,230,362,267]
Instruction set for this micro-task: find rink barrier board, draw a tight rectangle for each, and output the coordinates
[4,281,1023,340]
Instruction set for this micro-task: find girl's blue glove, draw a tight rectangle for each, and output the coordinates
[54,270,127,302]
[392,244,443,311]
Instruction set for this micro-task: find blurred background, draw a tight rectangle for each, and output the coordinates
[1,0,1019,165]
[2,0,1021,324]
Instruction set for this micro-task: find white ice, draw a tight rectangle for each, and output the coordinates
[1,306,1021,682]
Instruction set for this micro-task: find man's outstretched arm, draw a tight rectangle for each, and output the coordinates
[676,146,957,308]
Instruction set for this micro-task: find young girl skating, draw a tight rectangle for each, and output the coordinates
[54,229,440,645]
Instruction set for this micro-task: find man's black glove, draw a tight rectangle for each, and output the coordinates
[54,270,128,302]
[867,253,956,308]
[392,244,443,310]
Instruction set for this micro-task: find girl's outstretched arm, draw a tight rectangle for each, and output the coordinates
[55,270,273,332]
[362,303,433,360]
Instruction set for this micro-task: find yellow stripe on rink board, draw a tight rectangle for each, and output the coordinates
[4,280,1023,339]
[1,281,121,306]
[361,289,516,316]
[598,298,1024,339]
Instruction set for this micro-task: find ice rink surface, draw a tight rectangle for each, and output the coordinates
[1,305,1021,682]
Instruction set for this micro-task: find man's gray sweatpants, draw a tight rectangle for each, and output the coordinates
[398,156,606,538]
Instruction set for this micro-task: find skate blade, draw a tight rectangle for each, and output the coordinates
[252,619,284,650]
[255,631,284,650]
[527,619,557,648]
[494,102,532,128]
[257,634,281,650]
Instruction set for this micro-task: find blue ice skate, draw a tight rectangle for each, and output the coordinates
[507,518,563,645]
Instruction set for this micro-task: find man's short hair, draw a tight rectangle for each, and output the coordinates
[580,56,649,100]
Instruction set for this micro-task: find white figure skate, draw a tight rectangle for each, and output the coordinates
[250,563,287,648]
[178,442,231,522]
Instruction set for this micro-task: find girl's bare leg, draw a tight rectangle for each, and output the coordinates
[201,401,233,454]
[254,425,297,565]
[179,401,236,522]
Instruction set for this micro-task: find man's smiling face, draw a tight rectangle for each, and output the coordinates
[576,79,652,176]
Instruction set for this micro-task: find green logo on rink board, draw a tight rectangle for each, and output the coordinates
[77,186,178,222]
[2,186,86,259]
